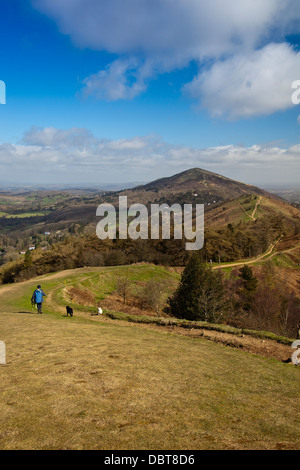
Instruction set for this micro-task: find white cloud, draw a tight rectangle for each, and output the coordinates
[184,43,300,119]
[21,126,96,148]
[82,58,148,101]
[32,0,298,58]
[1,127,300,185]
[31,0,300,117]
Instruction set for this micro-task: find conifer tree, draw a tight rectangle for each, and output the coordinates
[238,265,258,311]
[167,252,227,322]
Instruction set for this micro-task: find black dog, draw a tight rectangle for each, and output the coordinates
[66,306,73,317]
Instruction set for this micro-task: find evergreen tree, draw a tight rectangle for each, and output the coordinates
[167,252,228,322]
[239,265,258,292]
[238,265,258,311]
[23,250,33,269]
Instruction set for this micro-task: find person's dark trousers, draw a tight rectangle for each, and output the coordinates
[37,303,43,314]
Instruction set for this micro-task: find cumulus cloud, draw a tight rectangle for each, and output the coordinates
[82,58,148,101]
[32,0,298,57]
[31,0,300,116]
[184,43,300,119]
[1,127,300,185]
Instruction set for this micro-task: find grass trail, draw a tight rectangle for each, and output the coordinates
[0,266,299,450]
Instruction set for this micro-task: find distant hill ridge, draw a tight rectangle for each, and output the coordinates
[125,168,299,229]
[122,168,271,207]
[134,168,266,193]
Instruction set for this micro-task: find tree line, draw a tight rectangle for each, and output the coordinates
[166,252,299,338]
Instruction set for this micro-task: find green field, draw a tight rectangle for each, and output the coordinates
[2,211,50,218]
[0,265,299,450]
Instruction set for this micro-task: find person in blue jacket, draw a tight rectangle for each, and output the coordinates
[31,285,46,314]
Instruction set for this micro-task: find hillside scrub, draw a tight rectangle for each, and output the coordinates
[167,255,300,338]
[1,197,297,284]
[0,235,189,285]
[1,234,299,338]
[228,262,300,338]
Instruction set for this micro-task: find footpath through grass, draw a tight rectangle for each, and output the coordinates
[0,266,299,450]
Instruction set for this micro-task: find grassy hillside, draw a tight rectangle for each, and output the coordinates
[0,265,180,318]
[1,168,299,275]
[205,194,300,228]
[0,267,299,450]
[119,168,270,208]
[132,167,267,197]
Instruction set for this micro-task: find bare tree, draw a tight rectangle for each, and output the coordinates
[116,276,131,305]
[137,280,164,315]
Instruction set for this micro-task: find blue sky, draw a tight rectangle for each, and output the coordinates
[0,0,300,186]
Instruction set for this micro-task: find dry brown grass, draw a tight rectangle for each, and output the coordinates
[66,286,96,306]
[0,267,299,450]
[0,306,299,450]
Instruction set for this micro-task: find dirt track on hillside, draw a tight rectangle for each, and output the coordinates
[0,265,298,364]
[214,241,300,270]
